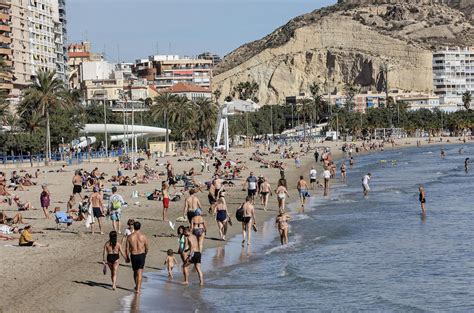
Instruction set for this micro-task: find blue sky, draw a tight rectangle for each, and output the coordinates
[67,0,336,63]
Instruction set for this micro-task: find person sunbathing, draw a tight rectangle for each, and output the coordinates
[0,211,25,225]
[13,196,34,211]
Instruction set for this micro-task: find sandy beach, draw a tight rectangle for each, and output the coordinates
[0,136,469,313]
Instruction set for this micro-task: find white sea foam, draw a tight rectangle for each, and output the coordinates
[264,234,302,255]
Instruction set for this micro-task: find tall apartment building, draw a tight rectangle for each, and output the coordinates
[133,55,212,89]
[0,0,13,95]
[8,0,67,99]
[433,47,474,106]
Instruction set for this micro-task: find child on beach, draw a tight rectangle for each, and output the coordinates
[164,249,178,279]
[40,184,51,219]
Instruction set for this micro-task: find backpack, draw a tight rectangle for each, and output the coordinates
[235,205,244,222]
[111,196,122,210]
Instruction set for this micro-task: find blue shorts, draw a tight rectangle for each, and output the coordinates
[110,210,121,221]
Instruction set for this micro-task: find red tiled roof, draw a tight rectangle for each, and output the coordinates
[162,82,211,93]
[68,51,90,58]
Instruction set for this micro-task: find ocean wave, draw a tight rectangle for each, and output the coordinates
[264,234,302,255]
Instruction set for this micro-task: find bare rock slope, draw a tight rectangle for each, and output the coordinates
[213,2,473,104]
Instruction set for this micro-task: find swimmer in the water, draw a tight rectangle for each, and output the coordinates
[465,158,470,173]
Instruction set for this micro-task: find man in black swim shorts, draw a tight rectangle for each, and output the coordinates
[126,221,149,293]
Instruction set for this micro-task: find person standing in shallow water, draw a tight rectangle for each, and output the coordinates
[419,186,426,214]
[465,158,470,173]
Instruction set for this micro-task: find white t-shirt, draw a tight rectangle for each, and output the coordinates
[362,175,371,185]
[310,169,317,179]
[323,170,331,179]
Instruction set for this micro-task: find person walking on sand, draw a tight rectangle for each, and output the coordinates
[109,187,125,234]
[161,181,170,221]
[72,171,83,200]
[362,173,371,197]
[259,177,272,211]
[275,184,290,213]
[297,176,310,211]
[125,221,149,294]
[241,196,256,246]
[91,187,105,234]
[213,197,229,241]
[276,212,291,245]
[243,172,258,203]
[40,184,51,219]
[309,167,317,190]
[190,213,207,252]
[182,227,204,286]
[183,189,202,223]
[419,186,426,214]
[103,231,126,290]
[322,167,331,196]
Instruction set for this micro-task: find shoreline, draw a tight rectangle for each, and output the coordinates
[119,137,470,312]
[0,137,470,313]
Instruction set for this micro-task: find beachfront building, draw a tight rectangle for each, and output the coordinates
[197,52,221,67]
[67,41,103,89]
[433,46,474,110]
[132,54,212,90]
[162,82,212,101]
[8,0,68,101]
[0,0,13,97]
[81,60,155,106]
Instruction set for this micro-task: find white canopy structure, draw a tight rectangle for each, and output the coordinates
[82,124,169,137]
[76,124,169,151]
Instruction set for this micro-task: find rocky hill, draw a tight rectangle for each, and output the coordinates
[213,2,473,104]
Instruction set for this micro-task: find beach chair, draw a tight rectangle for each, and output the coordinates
[55,211,73,229]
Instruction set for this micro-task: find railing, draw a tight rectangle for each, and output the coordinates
[0,149,124,166]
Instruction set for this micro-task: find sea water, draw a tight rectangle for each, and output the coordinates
[129,144,474,312]
[197,144,474,312]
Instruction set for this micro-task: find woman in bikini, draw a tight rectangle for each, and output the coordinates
[103,231,126,290]
[276,212,291,245]
[162,181,170,221]
[213,197,229,241]
[275,185,290,213]
[190,214,207,252]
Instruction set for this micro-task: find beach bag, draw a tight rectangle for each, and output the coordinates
[235,206,244,222]
[111,196,122,210]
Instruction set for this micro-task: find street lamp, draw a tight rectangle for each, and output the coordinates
[103,100,108,157]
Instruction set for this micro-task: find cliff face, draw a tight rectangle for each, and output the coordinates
[213,2,473,105]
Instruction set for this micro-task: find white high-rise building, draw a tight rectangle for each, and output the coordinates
[9,0,67,99]
[433,47,474,107]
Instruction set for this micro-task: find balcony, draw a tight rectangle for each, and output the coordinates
[0,47,10,55]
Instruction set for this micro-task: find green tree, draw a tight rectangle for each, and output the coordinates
[462,91,472,111]
[193,97,219,144]
[20,70,67,164]
[151,93,180,153]
[232,81,259,103]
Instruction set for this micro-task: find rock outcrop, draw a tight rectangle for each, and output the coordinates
[213,2,473,105]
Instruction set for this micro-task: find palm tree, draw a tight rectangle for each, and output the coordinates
[21,70,66,164]
[192,97,219,145]
[462,91,471,111]
[151,93,180,153]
